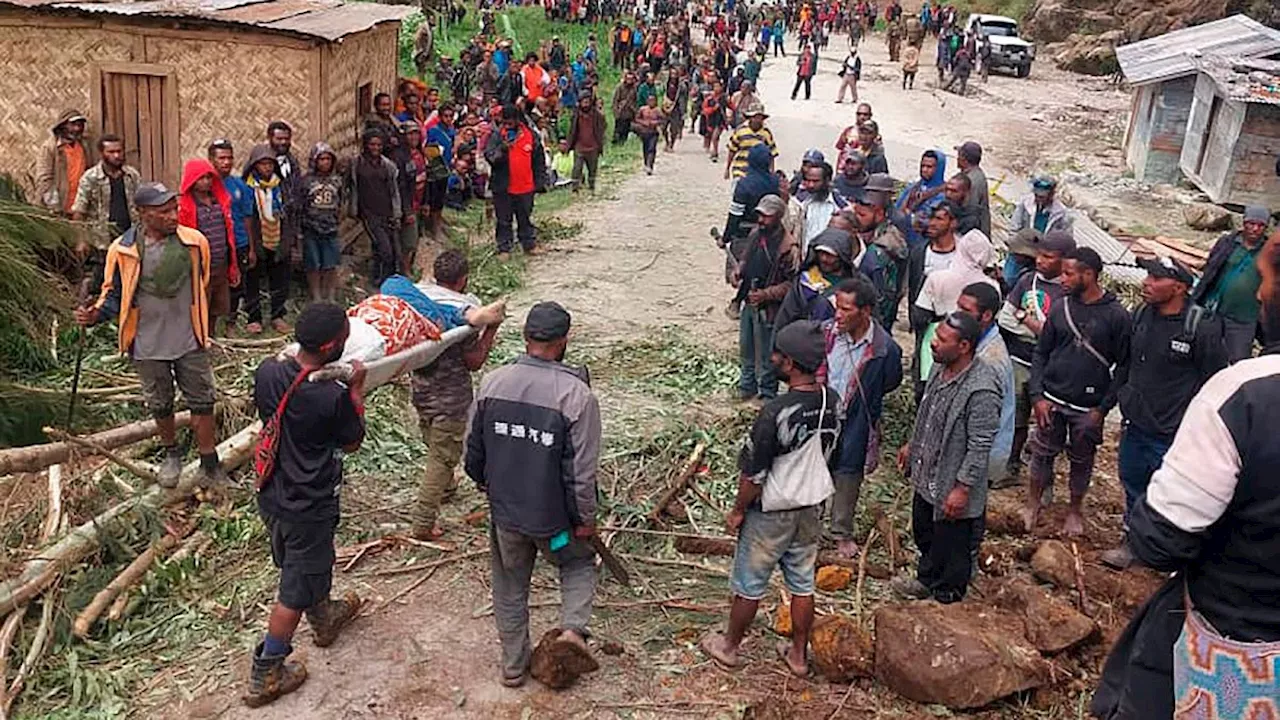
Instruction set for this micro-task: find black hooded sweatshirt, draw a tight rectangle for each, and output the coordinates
[1029,290,1131,411]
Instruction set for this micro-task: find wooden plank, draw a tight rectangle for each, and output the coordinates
[101,73,119,140]
[121,76,141,176]
[309,47,324,149]
[147,75,165,184]
[90,68,105,141]
[161,72,180,186]
[97,61,175,78]
[136,76,154,180]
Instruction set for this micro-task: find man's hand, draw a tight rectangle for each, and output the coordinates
[1033,399,1053,430]
[247,249,258,269]
[573,523,596,539]
[725,508,745,535]
[73,304,98,328]
[746,288,764,306]
[348,359,368,394]
[896,444,911,473]
[942,484,969,520]
[228,265,242,288]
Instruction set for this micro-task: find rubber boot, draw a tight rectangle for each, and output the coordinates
[307,592,363,648]
[242,642,307,708]
[157,447,183,488]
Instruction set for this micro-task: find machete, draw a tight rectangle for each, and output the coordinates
[589,535,631,586]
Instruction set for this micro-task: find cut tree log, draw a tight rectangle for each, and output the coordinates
[42,427,158,485]
[646,441,707,526]
[0,326,475,620]
[0,414,194,476]
[73,528,187,637]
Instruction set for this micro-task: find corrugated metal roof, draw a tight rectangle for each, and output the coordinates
[1115,15,1280,86]
[1197,55,1280,105]
[1,0,415,41]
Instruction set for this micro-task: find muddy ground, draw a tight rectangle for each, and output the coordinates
[156,28,1177,720]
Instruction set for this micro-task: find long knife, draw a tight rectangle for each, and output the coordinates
[589,536,631,586]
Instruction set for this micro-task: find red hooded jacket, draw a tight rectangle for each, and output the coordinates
[178,158,239,286]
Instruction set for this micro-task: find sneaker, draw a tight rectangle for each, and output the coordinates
[1100,543,1135,571]
[242,643,307,708]
[889,574,931,600]
[307,592,363,648]
[157,449,183,488]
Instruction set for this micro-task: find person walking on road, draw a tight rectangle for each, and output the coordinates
[611,71,639,144]
[464,302,602,689]
[635,93,665,175]
[835,47,861,103]
[1025,247,1132,537]
[1100,257,1227,570]
[724,101,777,183]
[566,94,606,192]
[902,43,920,89]
[700,320,840,678]
[1191,205,1270,362]
[485,104,547,261]
[792,45,817,101]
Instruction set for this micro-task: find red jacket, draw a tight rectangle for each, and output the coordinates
[178,158,239,286]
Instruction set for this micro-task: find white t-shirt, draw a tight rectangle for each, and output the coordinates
[924,246,954,276]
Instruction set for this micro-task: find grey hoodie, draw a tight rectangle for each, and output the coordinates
[297,142,344,235]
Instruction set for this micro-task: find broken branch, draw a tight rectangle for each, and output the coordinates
[646,441,707,526]
[73,531,185,638]
[43,427,159,485]
[1071,541,1089,615]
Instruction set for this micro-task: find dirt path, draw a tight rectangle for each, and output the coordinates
[179,28,1148,720]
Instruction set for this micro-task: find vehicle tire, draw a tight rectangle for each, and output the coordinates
[1017,63,1030,78]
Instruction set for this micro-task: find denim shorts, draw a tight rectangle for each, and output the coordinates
[302,230,340,271]
[730,505,821,600]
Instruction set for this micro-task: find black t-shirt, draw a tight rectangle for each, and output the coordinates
[739,387,842,486]
[108,174,131,235]
[254,358,365,522]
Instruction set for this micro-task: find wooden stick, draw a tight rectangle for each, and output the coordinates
[42,427,159,485]
[826,682,858,720]
[646,441,707,526]
[72,532,183,638]
[854,529,879,624]
[41,467,63,553]
[873,509,901,568]
[4,596,53,716]
[1070,541,1089,614]
[365,549,490,578]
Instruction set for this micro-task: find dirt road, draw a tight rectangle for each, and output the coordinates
[186,30,1145,720]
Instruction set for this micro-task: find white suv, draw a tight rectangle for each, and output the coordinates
[966,13,1035,78]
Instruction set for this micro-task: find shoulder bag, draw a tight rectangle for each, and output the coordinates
[253,365,314,491]
[761,389,837,512]
[1062,297,1115,379]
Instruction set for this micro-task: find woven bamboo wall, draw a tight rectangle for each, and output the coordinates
[145,38,317,169]
[0,23,136,193]
[324,24,401,159]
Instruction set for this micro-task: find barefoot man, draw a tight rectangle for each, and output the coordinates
[1024,247,1131,536]
[702,320,840,678]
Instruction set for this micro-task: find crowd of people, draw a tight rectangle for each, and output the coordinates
[36,0,1279,714]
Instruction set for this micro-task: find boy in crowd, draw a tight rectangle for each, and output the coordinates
[296,143,344,303]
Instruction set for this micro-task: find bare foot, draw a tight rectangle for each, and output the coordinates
[558,628,588,652]
[699,633,741,669]
[1062,510,1085,537]
[776,640,807,677]
[1021,503,1040,533]
[836,539,860,559]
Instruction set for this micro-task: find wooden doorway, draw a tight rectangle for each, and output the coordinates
[93,63,179,186]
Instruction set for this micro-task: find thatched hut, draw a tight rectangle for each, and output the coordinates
[0,0,415,191]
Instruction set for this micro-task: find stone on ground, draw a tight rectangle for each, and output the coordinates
[1030,540,1077,589]
[874,602,1050,708]
[815,565,853,592]
[529,629,599,690]
[1020,584,1098,653]
[810,614,874,682]
[1183,203,1233,231]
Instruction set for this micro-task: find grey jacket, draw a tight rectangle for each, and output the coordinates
[1009,194,1073,235]
[907,358,1003,520]
[963,165,991,237]
[464,355,601,538]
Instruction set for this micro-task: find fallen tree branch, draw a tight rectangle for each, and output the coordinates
[73,530,185,638]
[3,595,52,718]
[873,509,901,568]
[854,529,879,624]
[42,427,158,485]
[646,441,707,526]
[365,548,490,578]
[1071,541,1089,615]
[0,413,194,475]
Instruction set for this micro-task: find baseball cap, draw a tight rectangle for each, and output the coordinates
[742,100,768,118]
[803,148,825,165]
[524,301,571,341]
[864,173,895,193]
[1031,176,1058,196]
[1244,205,1271,224]
[1138,255,1195,285]
[955,140,983,163]
[1006,228,1041,257]
[757,194,786,217]
[134,182,177,207]
[773,320,826,373]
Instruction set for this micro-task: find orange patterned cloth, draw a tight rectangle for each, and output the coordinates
[348,295,441,355]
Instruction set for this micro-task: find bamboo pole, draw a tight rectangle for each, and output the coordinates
[72,532,184,637]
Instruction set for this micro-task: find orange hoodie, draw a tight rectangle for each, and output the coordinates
[178,158,239,286]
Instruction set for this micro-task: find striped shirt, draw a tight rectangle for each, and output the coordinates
[726,126,778,179]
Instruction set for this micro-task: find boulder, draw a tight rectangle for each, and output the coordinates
[816,565,853,592]
[874,602,1050,708]
[1183,203,1233,231]
[1021,585,1098,653]
[1050,32,1123,76]
[1030,540,1076,589]
[810,614,874,682]
[773,601,793,637]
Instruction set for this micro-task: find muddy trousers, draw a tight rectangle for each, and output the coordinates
[912,494,976,604]
[489,523,596,679]
[836,75,858,102]
[571,150,600,190]
[1028,403,1103,501]
[362,216,401,289]
[493,191,536,253]
[828,470,865,541]
[414,417,466,530]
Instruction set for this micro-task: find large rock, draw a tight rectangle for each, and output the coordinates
[529,629,599,689]
[875,602,1050,708]
[1021,585,1098,653]
[1184,203,1233,231]
[1030,540,1076,589]
[810,614,874,682]
[1050,31,1123,75]
[816,565,853,592]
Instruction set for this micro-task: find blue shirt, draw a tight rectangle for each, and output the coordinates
[223,175,254,250]
[494,48,511,75]
[426,124,456,166]
[825,322,874,413]
[571,60,587,85]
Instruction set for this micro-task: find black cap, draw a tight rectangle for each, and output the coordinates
[134,182,177,207]
[524,301,571,341]
[1138,256,1195,285]
[773,320,826,373]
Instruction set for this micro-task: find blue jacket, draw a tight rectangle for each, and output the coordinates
[822,321,903,475]
[223,174,255,250]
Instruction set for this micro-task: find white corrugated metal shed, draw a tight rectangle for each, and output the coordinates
[1196,55,1280,106]
[1115,14,1280,86]
[0,0,416,41]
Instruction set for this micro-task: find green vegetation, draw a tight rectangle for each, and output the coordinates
[952,0,1035,23]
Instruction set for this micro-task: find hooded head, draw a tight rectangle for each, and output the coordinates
[52,109,88,140]
[919,148,947,190]
[955,229,994,272]
[310,141,337,174]
[179,158,234,243]
[242,143,279,181]
[806,227,855,273]
[746,143,773,174]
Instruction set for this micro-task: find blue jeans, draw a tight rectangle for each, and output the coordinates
[1117,424,1173,530]
[738,307,777,399]
[730,506,820,600]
